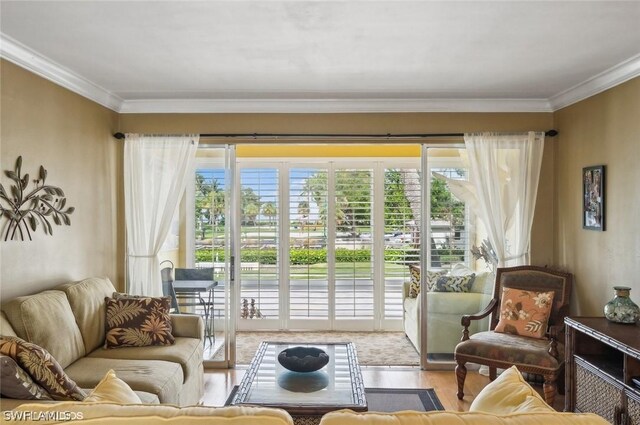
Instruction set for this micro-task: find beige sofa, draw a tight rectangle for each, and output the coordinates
[0,277,204,408]
[403,264,493,354]
[1,367,608,424]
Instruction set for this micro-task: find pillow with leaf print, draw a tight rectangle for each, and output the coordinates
[494,287,555,339]
[408,265,446,298]
[0,336,85,401]
[432,274,475,293]
[0,355,52,400]
[104,296,175,348]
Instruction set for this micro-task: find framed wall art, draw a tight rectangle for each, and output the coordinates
[583,165,605,231]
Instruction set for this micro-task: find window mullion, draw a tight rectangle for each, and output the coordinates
[327,162,336,329]
[279,163,290,330]
[373,162,385,330]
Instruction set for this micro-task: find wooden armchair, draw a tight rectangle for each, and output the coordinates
[454,266,573,405]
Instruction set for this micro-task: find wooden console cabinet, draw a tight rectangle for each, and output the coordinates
[565,317,640,424]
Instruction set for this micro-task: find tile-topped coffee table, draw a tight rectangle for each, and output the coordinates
[230,341,367,416]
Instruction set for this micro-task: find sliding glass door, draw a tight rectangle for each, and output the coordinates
[186,144,484,369]
[188,145,237,367]
[233,159,423,331]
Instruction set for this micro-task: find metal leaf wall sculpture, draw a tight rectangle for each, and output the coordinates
[0,156,75,241]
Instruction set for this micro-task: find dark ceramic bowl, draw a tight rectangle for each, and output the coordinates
[277,346,329,373]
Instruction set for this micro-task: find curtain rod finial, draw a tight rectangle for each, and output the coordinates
[113,132,125,140]
[545,130,558,137]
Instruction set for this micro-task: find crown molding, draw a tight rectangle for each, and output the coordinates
[118,98,553,113]
[0,33,123,112]
[2,30,637,114]
[549,53,640,111]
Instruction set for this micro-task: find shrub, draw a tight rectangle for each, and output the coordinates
[195,247,425,266]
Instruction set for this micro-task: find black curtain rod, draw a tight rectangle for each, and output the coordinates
[113,130,558,140]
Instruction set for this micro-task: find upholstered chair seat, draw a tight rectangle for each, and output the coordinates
[455,331,564,370]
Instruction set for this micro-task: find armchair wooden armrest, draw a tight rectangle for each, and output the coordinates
[460,298,498,342]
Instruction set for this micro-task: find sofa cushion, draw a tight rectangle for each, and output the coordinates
[56,277,117,353]
[88,337,202,383]
[469,365,551,414]
[0,311,17,337]
[0,355,52,400]
[455,331,563,370]
[0,336,86,401]
[1,291,85,369]
[104,296,175,348]
[64,357,183,404]
[84,370,142,404]
[136,391,160,404]
[405,292,489,315]
[12,403,295,425]
[320,410,609,425]
[471,272,494,295]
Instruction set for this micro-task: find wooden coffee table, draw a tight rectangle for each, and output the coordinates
[230,341,367,416]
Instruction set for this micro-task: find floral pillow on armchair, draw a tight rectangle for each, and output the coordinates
[494,287,555,339]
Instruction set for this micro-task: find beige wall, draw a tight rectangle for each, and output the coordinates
[553,77,640,315]
[0,60,124,299]
[120,112,556,267]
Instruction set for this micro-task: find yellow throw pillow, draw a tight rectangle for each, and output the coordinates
[469,366,552,414]
[84,370,142,404]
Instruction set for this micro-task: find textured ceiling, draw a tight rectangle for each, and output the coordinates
[1,1,639,104]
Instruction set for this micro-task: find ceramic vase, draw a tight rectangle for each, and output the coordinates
[604,286,640,324]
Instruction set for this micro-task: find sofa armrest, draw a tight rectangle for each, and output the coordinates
[170,314,204,341]
[402,281,411,299]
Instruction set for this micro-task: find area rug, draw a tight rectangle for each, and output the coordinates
[225,385,444,412]
[212,331,420,366]
[364,388,444,412]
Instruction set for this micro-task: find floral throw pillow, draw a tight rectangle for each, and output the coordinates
[408,266,447,298]
[104,296,175,348]
[494,287,555,339]
[0,355,52,400]
[0,336,85,401]
[432,274,475,293]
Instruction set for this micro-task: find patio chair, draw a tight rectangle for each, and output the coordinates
[160,260,181,313]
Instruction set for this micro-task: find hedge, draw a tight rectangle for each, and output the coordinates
[195,247,420,265]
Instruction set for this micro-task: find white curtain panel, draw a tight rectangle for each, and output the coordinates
[124,134,199,296]
[465,132,545,267]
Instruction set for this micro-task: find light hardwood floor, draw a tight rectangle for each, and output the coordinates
[202,366,564,412]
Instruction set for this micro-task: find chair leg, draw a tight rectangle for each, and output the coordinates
[543,374,557,406]
[456,360,467,400]
[489,367,497,381]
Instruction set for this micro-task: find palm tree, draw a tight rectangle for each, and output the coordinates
[262,202,277,227]
[297,200,310,227]
[244,203,260,226]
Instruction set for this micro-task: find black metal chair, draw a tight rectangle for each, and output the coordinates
[160,260,180,313]
[174,267,217,346]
